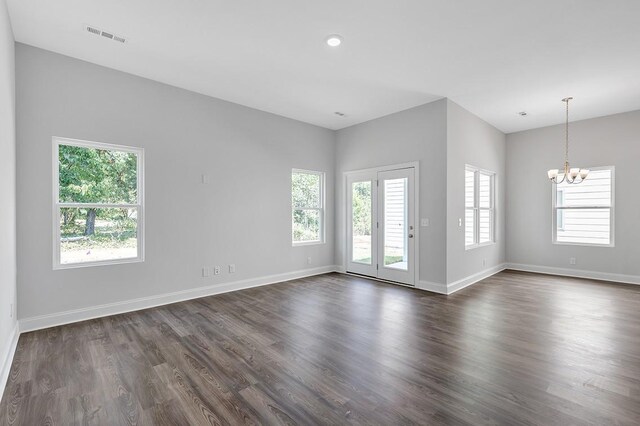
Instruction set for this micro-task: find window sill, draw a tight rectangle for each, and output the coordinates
[552,241,615,248]
[54,257,144,270]
[465,241,496,251]
[292,240,325,247]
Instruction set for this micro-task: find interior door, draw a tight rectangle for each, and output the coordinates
[346,167,415,286]
[377,168,415,285]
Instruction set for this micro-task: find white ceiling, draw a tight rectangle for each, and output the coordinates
[6,0,640,133]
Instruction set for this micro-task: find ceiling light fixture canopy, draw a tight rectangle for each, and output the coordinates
[547,97,589,184]
[326,34,343,47]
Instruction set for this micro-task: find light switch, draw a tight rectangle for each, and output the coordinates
[421,218,430,227]
[458,218,463,227]
[201,174,209,184]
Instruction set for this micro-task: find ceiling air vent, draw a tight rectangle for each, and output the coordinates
[86,25,101,36]
[85,25,127,44]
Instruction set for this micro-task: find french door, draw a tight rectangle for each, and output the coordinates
[346,167,415,286]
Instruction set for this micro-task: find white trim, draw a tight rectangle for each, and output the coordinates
[52,136,145,269]
[417,280,448,294]
[19,265,338,333]
[343,161,418,176]
[505,263,640,286]
[0,324,19,402]
[446,263,507,295]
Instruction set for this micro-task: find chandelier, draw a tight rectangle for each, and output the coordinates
[547,97,589,184]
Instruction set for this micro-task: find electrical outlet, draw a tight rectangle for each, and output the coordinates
[201,174,209,184]
[9,303,13,319]
[482,259,487,267]
[421,218,430,227]
[307,257,312,265]
[569,257,576,265]
[202,267,211,277]
[229,264,236,274]
[214,266,221,275]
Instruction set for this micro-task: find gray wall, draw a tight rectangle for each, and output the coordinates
[447,100,506,284]
[0,0,17,373]
[506,110,640,277]
[335,100,448,286]
[16,44,336,320]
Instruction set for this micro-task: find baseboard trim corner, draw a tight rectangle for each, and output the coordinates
[0,323,20,402]
[446,263,507,295]
[19,265,339,333]
[417,280,448,294]
[505,263,640,286]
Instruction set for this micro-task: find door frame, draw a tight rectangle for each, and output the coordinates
[343,161,420,286]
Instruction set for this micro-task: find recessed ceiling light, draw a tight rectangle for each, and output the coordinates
[326,35,343,47]
[334,111,346,117]
[517,111,527,116]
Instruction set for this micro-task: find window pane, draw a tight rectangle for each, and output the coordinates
[556,169,611,208]
[465,208,475,246]
[293,209,320,242]
[479,173,491,208]
[351,181,372,264]
[292,172,320,208]
[59,144,138,204]
[479,209,492,243]
[383,178,408,270]
[556,208,610,245]
[465,169,475,208]
[60,207,138,265]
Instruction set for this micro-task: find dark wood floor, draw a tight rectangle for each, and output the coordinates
[1,271,640,425]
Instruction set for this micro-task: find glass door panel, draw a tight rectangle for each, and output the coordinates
[352,181,373,264]
[383,178,408,271]
[346,167,414,286]
[346,173,378,277]
[377,168,415,285]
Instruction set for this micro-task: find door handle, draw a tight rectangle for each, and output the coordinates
[408,233,414,238]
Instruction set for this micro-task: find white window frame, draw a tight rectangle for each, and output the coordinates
[53,137,145,269]
[551,165,615,248]
[465,165,496,250]
[292,168,325,246]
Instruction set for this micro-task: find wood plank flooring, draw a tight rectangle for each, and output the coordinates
[1,270,640,425]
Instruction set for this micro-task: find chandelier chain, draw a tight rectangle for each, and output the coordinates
[565,98,569,164]
[548,96,588,185]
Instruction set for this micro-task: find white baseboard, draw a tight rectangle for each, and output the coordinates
[446,263,507,295]
[0,323,19,401]
[19,265,339,333]
[417,280,448,294]
[340,265,506,295]
[505,263,640,286]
